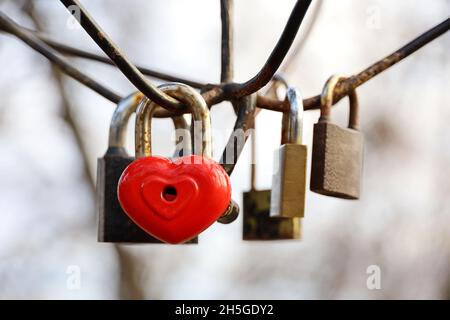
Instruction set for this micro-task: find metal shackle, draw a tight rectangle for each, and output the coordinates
[108,92,143,149]
[266,73,289,101]
[272,73,289,94]
[135,97,191,159]
[284,87,304,145]
[135,83,212,159]
[108,92,189,156]
[268,75,304,145]
[319,75,360,130]
[271,73,304,145]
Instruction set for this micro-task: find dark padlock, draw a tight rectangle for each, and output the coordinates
[97,92,197,243]
[243,190,301,241]
[310,75,363,199]
[243,110,300,241]
[270,86,307,218]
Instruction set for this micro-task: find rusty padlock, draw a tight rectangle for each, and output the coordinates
[243,110,300,241]
[97,92,196,243]
[310,75,363,199]
[270,86,307,218]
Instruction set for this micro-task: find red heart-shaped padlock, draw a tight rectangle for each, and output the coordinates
[117,155,231,244]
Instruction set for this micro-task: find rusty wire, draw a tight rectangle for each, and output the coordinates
[218,0,310,175]
[0,1,449,176]
[0,17,208,89]
[0,11,122,104]
[57,0,312,111]
[28,29,209,89]
[258,17,450,112]
[0,5,447,113]
[221,0,312,99]
[1,1,314,110]
[59,0,182,111]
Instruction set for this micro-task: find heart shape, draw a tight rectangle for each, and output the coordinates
[117,155,231,244]
[141,176,199,220]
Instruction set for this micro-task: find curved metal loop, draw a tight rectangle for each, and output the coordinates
[285,87,304,144]
[272,73,289,91]
[266,73,289,101]
[230,0,313,98]
[108,92,143,148]
[272,74,304,145]
[319,74,360,130]
[135,106,191,158]
[171,116,191,158]
[135,83,211,158]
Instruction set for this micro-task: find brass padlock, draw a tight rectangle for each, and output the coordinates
[243,109,300,241]
[270,86,307,218]
[310,75,363,199]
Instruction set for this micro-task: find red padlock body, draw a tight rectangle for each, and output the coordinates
[117,155,231,244]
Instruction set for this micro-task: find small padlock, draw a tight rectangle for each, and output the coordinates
[269,86,307,218]
[310,75,363,199]
[97,92,196,243]
[118,83,231,244]
[243,104,300,241]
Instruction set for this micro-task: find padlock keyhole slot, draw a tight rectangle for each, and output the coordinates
[162,186,177,202]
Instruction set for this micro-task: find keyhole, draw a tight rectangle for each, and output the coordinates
[162,186,177,202]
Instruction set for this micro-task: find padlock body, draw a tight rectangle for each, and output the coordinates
[270,144,307,218]
[117,155,230,244]
[97,149,197,244]
[243,189,301,240]
[310,122,363,199]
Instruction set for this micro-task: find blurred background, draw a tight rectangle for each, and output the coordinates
[0,0,449,299]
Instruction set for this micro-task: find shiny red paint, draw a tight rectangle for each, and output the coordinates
[117,155,231,244]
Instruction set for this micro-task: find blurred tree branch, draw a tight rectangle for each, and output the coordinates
[26,28,207,89]
[22,2,94,190]
[22,0,144,300]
